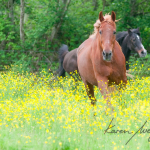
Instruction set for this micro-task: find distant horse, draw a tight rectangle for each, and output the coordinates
[77,11,127,108]
[116,28,147,70]
[58,44,79,78]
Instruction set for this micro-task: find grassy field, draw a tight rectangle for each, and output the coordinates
[0,67,150,150]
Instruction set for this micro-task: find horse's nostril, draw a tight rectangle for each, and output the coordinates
[103,51,106,56]
[108,52,112,56]
[103,51,112,58]
[141,51,144,54]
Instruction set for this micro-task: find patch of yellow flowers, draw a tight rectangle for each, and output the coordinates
[0,69,150,149]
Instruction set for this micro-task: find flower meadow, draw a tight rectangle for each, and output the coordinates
[0,68,150,150]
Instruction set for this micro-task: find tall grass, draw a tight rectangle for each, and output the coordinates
[129,54,150,77]
[0,64,150,150]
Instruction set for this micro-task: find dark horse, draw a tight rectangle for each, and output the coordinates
[58,28,147,78]
[58,44,78,77]
[116,28,147,70]
[77,11,127,109]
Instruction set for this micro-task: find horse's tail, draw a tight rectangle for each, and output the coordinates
[58,44,69,77]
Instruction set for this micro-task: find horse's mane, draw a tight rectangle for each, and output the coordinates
[90,13,119,38]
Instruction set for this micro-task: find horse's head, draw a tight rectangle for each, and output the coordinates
[127,29,147,57]
[99,11,116,62]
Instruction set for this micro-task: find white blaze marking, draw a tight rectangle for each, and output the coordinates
[105,40,110,44]
[137,35,140,39]
[141,44,147,52]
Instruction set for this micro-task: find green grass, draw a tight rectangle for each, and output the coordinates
[0,67,150,150]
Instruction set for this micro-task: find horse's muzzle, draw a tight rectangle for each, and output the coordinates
[138,49,147,57]
[102,50,112,61]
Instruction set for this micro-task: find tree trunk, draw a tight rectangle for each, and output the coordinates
[49,0,71,43]
[102,0,106,10]
[92,0,98,11]
[8,0,14,25]
[20,0,25,44]
[102,0,112,10]
[62,0,67,3]
[130,0,137,17]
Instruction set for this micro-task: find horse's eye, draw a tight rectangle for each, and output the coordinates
[113,31,116,34]
[99,31,102,34]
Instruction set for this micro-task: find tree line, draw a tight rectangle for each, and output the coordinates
[0,0,150,71]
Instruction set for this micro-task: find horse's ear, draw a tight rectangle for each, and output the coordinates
[128,29,132,35]
[99,11,104,22]
[111,11,116,22]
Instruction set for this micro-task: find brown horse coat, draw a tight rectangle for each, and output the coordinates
[77,11,127,107]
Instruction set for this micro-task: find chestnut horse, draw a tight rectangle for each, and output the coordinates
[77,11,127,108]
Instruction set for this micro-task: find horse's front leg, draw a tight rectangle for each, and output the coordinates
[126,63,129,70]
[96,76,114,111]
[83,81,97,106]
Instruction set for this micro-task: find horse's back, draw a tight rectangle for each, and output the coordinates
[63,48,78,74]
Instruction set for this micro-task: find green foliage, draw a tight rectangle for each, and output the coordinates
[105,0,150,49]
[59,1,101,49]
[10,54,32,74]
[0,0,150,72]
[129,54,150,77]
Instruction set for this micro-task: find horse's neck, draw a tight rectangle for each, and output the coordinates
[122,36,131,61]
[125,50,131,61]
[91,36,104,64]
